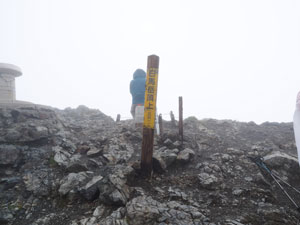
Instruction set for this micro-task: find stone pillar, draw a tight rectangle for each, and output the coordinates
[0,63,22,103]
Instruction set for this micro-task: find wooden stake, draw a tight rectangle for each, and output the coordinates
[179,96,183,144]
[116,114,121,122]
[158,113,163,136]
[141,127,155,176]
[141,55,160,177]
[170,111,176,127]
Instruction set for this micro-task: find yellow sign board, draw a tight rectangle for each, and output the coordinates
[143,67,159,129]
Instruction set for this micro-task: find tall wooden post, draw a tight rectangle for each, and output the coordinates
[141,55,159,177]
[158,114,163,136]
[116,114,121,122]
[179,96,183,144]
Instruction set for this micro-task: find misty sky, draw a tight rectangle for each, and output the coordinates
[0,0,299,124]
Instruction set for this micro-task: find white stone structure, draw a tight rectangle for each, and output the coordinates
[0,63,22,103]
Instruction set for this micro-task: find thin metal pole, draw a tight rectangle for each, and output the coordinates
[272,173,300,195]
[269,173,299,209]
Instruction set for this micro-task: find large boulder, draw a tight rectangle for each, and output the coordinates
[98,166,133,206]
[59,172,93,197]
[263,151,300,177]
[177,148,195,163]
[80,175,103,201]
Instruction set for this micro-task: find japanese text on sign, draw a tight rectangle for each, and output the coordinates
[143,67,159,129]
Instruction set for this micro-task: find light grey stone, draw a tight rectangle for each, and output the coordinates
[59,172,92,196]
[177,148,195,163]
[93,205,106,217]
[87,148,102,157]
[53,146,71,167]
[198,173,219,190]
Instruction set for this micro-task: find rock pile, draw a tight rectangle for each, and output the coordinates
[1,105,300,225]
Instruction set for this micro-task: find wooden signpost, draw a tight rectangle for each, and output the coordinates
[141,55,159,177]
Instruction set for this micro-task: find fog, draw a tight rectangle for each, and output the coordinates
[0,0,299,123]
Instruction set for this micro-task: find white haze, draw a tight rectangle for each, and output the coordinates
[0,0,299,124]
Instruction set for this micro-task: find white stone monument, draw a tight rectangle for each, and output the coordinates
[0,63,22,103]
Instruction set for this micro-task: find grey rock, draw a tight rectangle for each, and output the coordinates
[152,155,167,173]
[0,145,21,166]
[97,166,132,206]
[160,150,178,167]
[163,138,173,147]
[32,213,56,225]
[153,147,178,170]
[67,162,88,173]
[173,141,181,148]
[126,196,160,224]
[53,146,71,167]
[264,151,299,176]
[244,176,253,182]
[256,205,284,223]
[0,209,14,224]
[232,188,243,196]
[79,217,97,225]
[80,175,103,201]
[177,148,195,163]
[198,173,219,190]
[226,148,244,155]
[125,195,208,225]
[221,153,232,162]
[110,189,127,205]
[87,147,102,157]
[0,106,65,143]
[4,129,22,142]
[93,205,106,217]
[23,170,53,196]
[59,172,92,196]
[0,176,21,190]
[98,207,128,225]
[225,219,245,225]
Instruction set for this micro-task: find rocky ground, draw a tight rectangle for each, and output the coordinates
[1,104,300,225]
